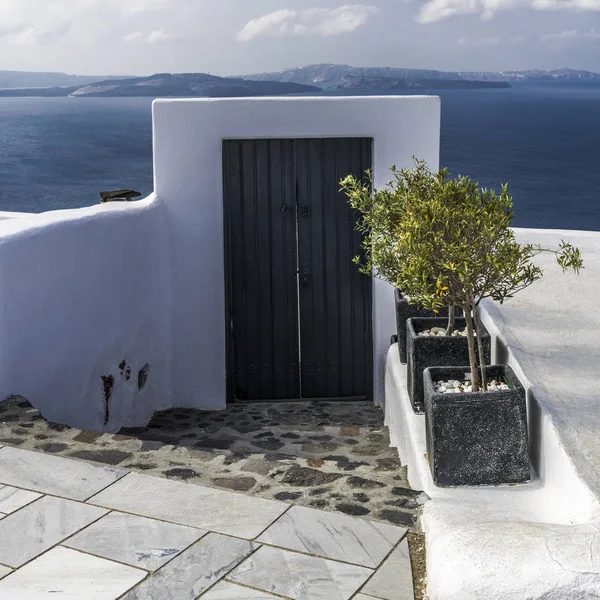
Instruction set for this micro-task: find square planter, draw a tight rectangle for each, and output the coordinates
[423,365,530,487]
[395,289,461,364]
[406,316,491,414]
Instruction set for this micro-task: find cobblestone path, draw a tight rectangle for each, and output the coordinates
[0,397,428,598]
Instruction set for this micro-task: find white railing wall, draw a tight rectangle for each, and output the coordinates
[0,196,171,431]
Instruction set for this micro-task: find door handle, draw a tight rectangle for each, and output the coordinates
[280,204,290,215]
[300,204,310,217]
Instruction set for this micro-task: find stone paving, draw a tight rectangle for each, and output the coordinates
[0,397,428,598]
[0,444,415,599]
[0,398,426,530]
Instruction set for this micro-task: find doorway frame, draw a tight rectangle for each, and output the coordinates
[222,137,374,404]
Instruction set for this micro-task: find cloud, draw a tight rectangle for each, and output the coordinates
[123,31,144,43]
[119,0,169,15]
[124,29,172,44]
[79,0,170,15]
[540,28,600,41]
[237,5,379,42]
[146,29,171,43]
[417,0,600,23]
[458,35,502,46]
[458,34,529,46]
[3,21,72,45]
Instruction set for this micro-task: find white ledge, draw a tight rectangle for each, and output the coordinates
[384,227,600,599]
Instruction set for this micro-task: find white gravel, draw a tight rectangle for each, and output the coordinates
[434,379,510,394]
[417,327,476,338]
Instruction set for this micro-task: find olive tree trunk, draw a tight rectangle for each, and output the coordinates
[463,300,481,392]
[473,309,488,391]
[445,307,455,336]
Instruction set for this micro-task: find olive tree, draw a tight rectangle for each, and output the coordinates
[341,160,583,392]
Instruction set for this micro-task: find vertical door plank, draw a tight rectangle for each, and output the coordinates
[255,140,274,396]
[336,138,355,398]
[296,139,312,397]
[361,138,374,398]
[323,138,341,397]
[223,141,248,398]
[306,139,326,398]
[270,140,300,398]
[241,140,260,399]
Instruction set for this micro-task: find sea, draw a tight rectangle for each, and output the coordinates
[0,83,599,230]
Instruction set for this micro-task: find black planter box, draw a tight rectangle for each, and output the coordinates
[406,316,491,414]
[395,289,461,364]
[423,365,530,487]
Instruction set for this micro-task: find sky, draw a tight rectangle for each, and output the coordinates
[0,0,599,76]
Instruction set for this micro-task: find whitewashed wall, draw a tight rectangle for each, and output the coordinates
[0,212,34,221]
[0,96,440,430]
[0,196,171,431]
[153,96,441,409]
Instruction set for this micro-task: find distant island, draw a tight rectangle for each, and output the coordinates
[0,70,132,89]
[0,65,598,98]
[337,76,510,90]
[240,64,600,89]
[0,73,320,98]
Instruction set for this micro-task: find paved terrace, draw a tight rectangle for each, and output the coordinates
[0,444,415,599]
[0,401,422,600]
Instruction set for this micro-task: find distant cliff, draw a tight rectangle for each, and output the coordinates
[0,71,131,89]
[338,76,510,90]
[240,64,600,89]
[0,73,320,98]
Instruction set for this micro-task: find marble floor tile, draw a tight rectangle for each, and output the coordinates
[0,565,12,580]
[0,546,146,600]
[202,581,281,599]
[64,511,206,571]
[88,472,287,538]
[0,446,126,501]
[0,495,108,567]
[353,595,381,599]
[257,505,406,568]
[228,545,373,600]
[362,538,414,600]
[0,485,42,514]
[119,532,256,600]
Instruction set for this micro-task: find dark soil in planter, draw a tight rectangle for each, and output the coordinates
[406,317,491,414]
[424,365,530,487]
[395,289,462,364]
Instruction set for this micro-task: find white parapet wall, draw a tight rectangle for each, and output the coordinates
[385,228,600,599]
[0,211,35,221]
[152,96,441,411]
[0,197,171,431]
[0,96,441,430]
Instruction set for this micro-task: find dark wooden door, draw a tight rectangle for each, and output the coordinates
[223,138,372,401]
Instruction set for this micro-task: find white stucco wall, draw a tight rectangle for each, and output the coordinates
[384,228,600,599]
[0,211,34,221]
[0,95,440,430]
[0,196,171,431]
[153,96,441,408]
